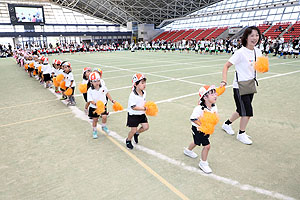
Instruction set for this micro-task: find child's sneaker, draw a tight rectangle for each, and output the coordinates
[133,133,139,144]
[102,126,110,134]
[184,148,198,158]
[93,131,98,139]
[199,160,212,174]
[60,96,67,100]
[126,139,133,149]
[237,132,252,145]
[222,122,235,135]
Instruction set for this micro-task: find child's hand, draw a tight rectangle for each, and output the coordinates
[220,80,227,87]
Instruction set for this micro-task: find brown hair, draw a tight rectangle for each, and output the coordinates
[241,26,261,47]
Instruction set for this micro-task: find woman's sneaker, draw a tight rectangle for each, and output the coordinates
[183,148,198,158]
[237,132,252,145]
[222,122,235,135]
[199,160,212,174]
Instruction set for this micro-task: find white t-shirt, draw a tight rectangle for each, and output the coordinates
[190,105,218,127]
[54,68,63,76]
[82,79,89,84]
[42,64,52,74]
[87,86,108,108]
[127,89,146,115]
[228,46,262,88]
[63,71,75,87]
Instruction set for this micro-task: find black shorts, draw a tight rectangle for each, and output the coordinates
[43,74,51,82]
[191,126,210,146]
[83,93,87,102]
[233,88,254,117]
[28,67,34,72]
[127,113,148,127]
[88,106,108,118]
[35,69,38,74]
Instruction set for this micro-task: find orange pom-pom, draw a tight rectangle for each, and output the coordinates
[198,111,219,135]
[56,74,64,82]
[112,102,123,111]
[144,101,158,116]
[29,62,34,68]
[65,87,73,96]
[33,70,37,76]
[38,66,42,73]
[24,64,28,70]
[254,56,269,73]
[78,83,87,93]
[94,101,105,115]
[60,81,67,90]
[53,77,60,87]
[216,86,225,96]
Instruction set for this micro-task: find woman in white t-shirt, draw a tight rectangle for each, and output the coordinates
[220,26,262,145]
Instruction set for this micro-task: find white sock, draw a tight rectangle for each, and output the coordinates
[102,123,106,127]
[93,127,97,132]
[200,160,208,164]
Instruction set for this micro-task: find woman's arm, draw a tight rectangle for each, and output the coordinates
[221,61,233,87]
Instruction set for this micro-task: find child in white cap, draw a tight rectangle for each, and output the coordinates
[184,85,218,174]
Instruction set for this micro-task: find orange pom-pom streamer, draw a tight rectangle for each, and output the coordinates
[65,87,73,96]
[29,62,34,68]
[60,81,67,90]
[216,86,225,96]
[78,83,87,93]
[24,64,28,70]
[94,101,105,115]
[38,66,42,73]
[53,77,60,87]
[144,101,158,116]
[254,56,269,73]
[112,102,123,111]
[198,111,219,135]
[56,74,64,82]
[33,70,37,76]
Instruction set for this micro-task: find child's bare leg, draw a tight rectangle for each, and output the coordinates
[201,144,210,161]
[101,114,107,124]
[188,142,196,151]
[92,118,98,128]
[127,127,137,140]
[136,123,149,134]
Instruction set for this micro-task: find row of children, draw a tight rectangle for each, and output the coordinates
[15,51,77,106]
[13,50,225,174]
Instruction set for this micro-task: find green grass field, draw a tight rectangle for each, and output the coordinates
[1,51,299,200]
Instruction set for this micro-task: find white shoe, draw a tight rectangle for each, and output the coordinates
[237,132,252,145]
[199,160,212,174]
[184,148,198,158]
[222,122,235,135]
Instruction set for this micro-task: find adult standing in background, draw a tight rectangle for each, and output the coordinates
[220,26,262,145]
